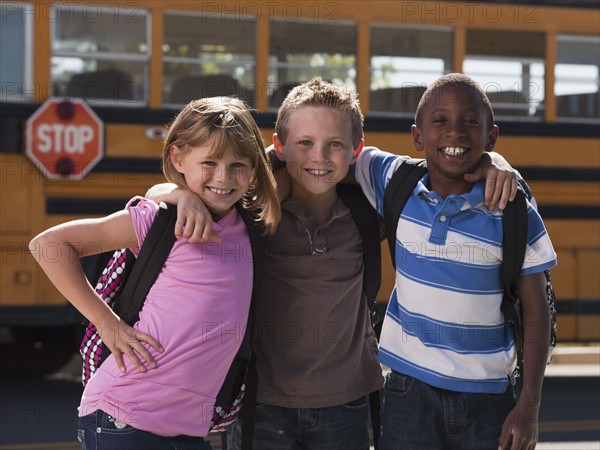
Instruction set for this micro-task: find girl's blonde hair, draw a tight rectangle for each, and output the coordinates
[162,97,280,234]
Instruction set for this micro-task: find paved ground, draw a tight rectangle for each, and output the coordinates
[1,345,598,450]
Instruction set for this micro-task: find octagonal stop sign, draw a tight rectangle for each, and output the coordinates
[26,99,104,179]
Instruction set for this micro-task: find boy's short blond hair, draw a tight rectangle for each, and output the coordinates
[275,77,364,149]
[415,73,495,129]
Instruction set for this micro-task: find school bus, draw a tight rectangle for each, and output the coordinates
[1,0,598,375]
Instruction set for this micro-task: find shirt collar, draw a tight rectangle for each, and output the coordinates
[415,175,485,209]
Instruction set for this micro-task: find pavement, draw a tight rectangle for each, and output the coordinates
[36,344,599,450]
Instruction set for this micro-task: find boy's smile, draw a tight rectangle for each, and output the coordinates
[412,83,498,196]
[275,106,360,202]
[441,146,467,156]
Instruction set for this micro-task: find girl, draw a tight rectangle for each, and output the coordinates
[29,97,280,450]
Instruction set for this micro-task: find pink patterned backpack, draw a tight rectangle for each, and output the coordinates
[80,248,134,385]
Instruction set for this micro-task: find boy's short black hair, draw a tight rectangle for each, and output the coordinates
[415,73,495,129]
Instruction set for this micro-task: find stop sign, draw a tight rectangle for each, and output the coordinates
[26,99,104,180]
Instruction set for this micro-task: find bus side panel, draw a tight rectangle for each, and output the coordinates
[577,250,600,341]
[1,155,44,307]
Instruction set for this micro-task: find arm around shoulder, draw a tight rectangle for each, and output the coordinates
[145,182,180,203]
[145,183,221,243]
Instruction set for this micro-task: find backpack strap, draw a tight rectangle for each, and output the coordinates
[336,184,382,321]
[113,202,178,325]
[517,176,558,355]
[235,203,266,450]
[336,184,383,450]
[500,188,528,378]
[382,159,428,269]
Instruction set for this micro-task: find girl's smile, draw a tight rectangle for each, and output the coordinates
[171,143,253,220]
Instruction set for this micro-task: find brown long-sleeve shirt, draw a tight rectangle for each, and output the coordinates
[254,198,384,408]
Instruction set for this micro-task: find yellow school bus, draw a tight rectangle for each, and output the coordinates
[1,0,598,374]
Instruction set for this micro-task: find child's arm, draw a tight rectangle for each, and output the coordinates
[352,147,517,210]
[29,211,164,373]
[145,183,221,243]
[498,272,550,450]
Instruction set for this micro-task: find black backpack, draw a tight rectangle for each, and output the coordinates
[337,184,383,328]
[382,159,557,381]
[336,184,383,450]
[80,202,264,450]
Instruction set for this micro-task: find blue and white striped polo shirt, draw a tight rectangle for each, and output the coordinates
[355,147,557,394]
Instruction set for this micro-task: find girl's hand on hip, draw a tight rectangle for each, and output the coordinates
[97,317,164,373]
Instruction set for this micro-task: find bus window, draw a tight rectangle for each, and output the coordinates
[1,3,33,103]
[369,24,452,116]
[51,4,148,104]
[556,34,600,121]
[268,20,357,108]
[464,29,545,120]
[163,12,256,107]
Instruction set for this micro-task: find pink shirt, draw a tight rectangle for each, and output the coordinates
[79,198,253,437]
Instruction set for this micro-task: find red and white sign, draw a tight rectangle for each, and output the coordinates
[26,99,104,180]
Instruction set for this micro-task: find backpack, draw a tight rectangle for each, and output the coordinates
[79,201,264,449]
[336,184,382,450]
[336,184,383,329]
[382,159,557,381]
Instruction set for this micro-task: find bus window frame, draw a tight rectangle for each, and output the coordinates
[368,22,454,117]
[555,33,600,123]
[49,3,151,106]
[267,17,358,110]
[463,54,546,121]
[161,9,258,108]
[1,2,34,103]
[463,27,547,121]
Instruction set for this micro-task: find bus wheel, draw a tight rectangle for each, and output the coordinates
[0,325,81,378]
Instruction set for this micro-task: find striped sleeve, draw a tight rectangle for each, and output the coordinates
[522,201,557,275]
[354,146,410,215]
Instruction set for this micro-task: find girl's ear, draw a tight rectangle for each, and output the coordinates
[272,134,286,161]
[170,145,185,173]
[352,139,364,162]
[411,124,424,152]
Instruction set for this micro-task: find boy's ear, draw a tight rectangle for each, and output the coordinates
[352,139,364,161]
[272,134,286,161]
[411,124,424,152]
[485,125,500,152]
[170,145,185,172]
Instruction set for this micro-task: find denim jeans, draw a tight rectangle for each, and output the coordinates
[77,410,212,450]
[379,371,516,450]
[228,396,370,450]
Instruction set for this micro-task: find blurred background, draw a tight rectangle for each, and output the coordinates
[1,1,598,448]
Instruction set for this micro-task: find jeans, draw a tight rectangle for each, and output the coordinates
[77,410,212,450]
[228,396,370,450]
[379,371,516,450]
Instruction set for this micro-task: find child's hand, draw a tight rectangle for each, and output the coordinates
[145,184,222,243]
[175,191,222,243]
[498,401,539,450]
[97,317,164,373]
[464,152,517,211]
